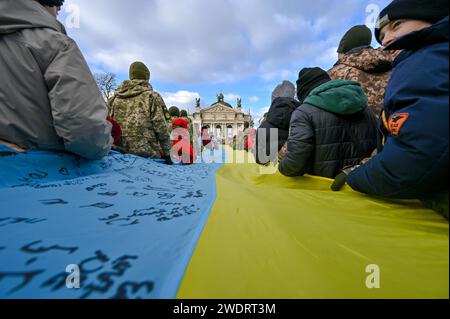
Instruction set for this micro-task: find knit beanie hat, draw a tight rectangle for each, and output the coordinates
[375,0,449,44]
[169,106,180,117]
[338,25,373,54]
[272,80,296,102]
[129,61,150,81]
[172,118,188,130]
[296,68,331,104]
[35,0,65,6]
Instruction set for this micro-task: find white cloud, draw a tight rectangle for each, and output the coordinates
[161,91,200,113]
[249,96,260,103]
[62,0,373,84]
[224,93,241,102]
[253,107,271,128]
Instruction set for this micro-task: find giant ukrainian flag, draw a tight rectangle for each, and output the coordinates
[0,144,448,299]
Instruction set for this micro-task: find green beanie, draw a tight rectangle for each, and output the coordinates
[129,61,150,81]
[180,110,188,117]
[337,25,372,54]
[169,106,180,117]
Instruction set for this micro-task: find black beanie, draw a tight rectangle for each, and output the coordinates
[338,25,373,54]
[375,0,449,44]
[296,68,331,104]
[36,0,65,7]
[169,106,180,118]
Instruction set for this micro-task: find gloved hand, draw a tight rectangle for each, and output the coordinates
[331,166,357,192]
[331,152,377,191]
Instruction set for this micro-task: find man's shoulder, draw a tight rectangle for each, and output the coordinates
[20,27,73,51]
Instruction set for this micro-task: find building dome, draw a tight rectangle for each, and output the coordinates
[210,100,234,109]
[211,93,233,108]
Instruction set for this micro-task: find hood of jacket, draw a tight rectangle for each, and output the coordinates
[304,80,368,115]
[337,47,393,73]
[114,80,153,99]
[266,97,302,130]
[0,0,63,35]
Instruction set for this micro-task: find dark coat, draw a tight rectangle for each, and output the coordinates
[347,17,449,199]
[279,80,377,179]
[256,97,301,164]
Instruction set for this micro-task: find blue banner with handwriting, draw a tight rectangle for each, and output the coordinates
[0,145,223,299]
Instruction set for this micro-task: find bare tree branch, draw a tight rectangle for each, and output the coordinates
[94,72,118,102]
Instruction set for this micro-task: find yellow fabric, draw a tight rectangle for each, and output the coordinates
[178,150,449,299]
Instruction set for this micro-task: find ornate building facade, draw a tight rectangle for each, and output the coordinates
[192,94,254,143]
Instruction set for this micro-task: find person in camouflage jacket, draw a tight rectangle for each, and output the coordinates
[108,62,172,161]
[329,25,393,116]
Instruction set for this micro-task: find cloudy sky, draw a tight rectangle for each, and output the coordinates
[59,0,390,125]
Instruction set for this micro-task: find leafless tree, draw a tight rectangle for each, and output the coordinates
[94,72,118,101]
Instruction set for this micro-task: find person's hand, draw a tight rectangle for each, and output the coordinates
[278,143,288,162]
[331,166,357,192]
[0,139,26,153]
[111,144,127,154]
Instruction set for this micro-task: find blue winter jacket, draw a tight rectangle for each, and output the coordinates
[347,17,449,199]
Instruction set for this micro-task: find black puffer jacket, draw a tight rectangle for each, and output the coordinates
[256,97,301,164]
[279,80,377,178]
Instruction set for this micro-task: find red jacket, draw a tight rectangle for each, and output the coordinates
[172,118,194,165]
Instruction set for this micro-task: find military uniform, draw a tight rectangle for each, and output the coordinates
[109,79,171,159]
[329,48,393,116]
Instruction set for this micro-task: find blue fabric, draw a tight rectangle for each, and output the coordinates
[348,17,449,199]
[0,146,224,299]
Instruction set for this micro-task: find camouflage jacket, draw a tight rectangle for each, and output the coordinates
[329,48,393,116]
[108,80,171,158]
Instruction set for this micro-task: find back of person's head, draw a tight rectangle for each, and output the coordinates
[129,61,150,81]
[34,0,65,17]
[169,106,180,118]
[272,80,296,103]
[35,0,65,6]
[244,122,250,129]
[337,25,372,54]
[180,110,188,117]
[375,0,449,44]
[296,67,331,104]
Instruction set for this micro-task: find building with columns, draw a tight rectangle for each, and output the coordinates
[192,94,254,144]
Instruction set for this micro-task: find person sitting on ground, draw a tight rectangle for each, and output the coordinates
[329,25,393,117]
[171,118,195,165]
[341,0,449,218]
[0,0,112,159]
[108,61,172,164]
[256,80,301,165]
[278,68,377,179]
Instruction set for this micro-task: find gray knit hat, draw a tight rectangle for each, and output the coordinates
[271,81,296,103]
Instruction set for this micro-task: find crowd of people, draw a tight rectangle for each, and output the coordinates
[0,0,448,218]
